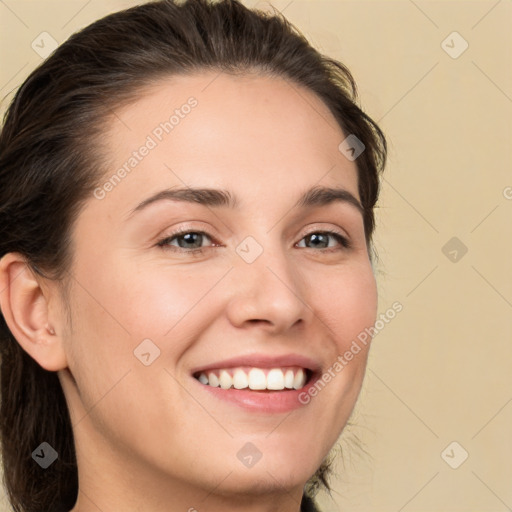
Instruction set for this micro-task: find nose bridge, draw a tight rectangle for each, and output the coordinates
[225,230,311,330]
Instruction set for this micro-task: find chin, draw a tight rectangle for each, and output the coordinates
[209,466,310,498]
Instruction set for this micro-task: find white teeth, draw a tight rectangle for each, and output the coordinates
[208,372,219,387]
[219,370,232,389]
[284,369,295,389]
[248,368,267,390]
[266,368,285,390]
[232,368,249,389]
[293,368,305,390]
[196,367,309,391]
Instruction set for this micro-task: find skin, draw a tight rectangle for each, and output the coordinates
[0,71,377,512]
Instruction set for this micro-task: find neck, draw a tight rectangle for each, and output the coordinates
[68,419,308,512]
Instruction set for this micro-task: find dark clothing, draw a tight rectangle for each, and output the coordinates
[301,493,321,512]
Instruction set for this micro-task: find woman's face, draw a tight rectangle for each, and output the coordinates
[59,71,377,509]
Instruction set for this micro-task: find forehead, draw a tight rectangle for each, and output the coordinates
[94,71,359,217]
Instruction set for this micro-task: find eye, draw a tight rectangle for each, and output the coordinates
[296,230,351,251]
[156,228,351,255]
[156,229,215,254]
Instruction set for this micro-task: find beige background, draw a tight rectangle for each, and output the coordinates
[1,1,511,511]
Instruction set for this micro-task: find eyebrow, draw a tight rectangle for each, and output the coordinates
[126,185,364,219]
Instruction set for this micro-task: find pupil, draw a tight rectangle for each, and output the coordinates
[309,233,327,248]
[181,233,201,248]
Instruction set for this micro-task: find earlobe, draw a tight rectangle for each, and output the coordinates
[0,252,68,372]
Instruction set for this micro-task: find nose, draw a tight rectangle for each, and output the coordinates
[224,241,314,334]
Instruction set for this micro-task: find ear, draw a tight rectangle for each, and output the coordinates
[0,252,68,371]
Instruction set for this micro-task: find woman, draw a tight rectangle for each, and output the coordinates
[0,0,386,511]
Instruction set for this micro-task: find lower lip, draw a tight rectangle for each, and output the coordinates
[192,373,320,413]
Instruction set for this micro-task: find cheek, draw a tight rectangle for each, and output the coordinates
[79,249,226,342]
[313,262,378,347]
[62,270,205,457]
[304,262,377,412]
[284,264,377,464]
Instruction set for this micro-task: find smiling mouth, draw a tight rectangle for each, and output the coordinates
[192,366,313,391]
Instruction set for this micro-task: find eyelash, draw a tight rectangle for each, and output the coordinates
[156,228,351,255]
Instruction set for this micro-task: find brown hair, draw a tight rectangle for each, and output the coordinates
[0,0,386,510]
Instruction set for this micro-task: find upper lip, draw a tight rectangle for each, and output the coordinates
[190,353,322,376]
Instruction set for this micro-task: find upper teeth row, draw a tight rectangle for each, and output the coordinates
[196,367,307,390]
